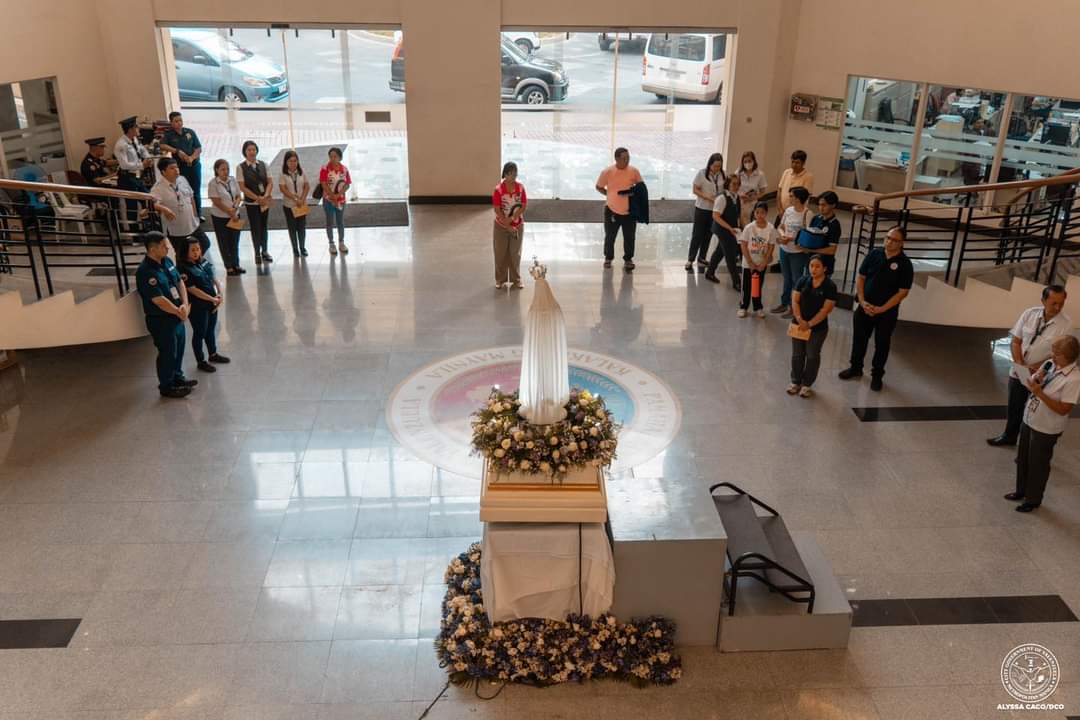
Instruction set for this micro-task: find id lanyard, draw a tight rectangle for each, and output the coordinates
[1027,366,1066,415]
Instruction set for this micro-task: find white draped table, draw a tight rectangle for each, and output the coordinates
[480,522,616,622]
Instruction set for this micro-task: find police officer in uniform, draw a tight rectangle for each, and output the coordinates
[135,231,196,399]
[79,137,116,209]
[115,116,153,227]
[159,111,203,218]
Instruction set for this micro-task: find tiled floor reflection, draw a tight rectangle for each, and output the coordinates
[1,206,1079,718]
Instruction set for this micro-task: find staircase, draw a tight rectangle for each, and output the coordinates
[1,177,156,349]
[842,168,1080,328]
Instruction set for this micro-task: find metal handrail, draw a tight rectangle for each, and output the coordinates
[709,482,780,517]
[0,178,155,203]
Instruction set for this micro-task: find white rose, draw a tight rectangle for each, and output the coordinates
[520,460,531,470]
[526,441,534,449]
[501,439,512,450]
[552,450,560,460]
[513,431,524,441]
[590,427,599,437]
[549,436,559,445]
[494,448,505,458]
[539,462,551,473]
[568,441,579,452]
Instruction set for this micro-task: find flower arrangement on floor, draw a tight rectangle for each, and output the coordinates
[435,543,681,687]
[470,388,620,478]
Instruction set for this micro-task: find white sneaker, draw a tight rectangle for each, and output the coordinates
[786,383,800,395]
[328,243,338,255]
[737,308,748,318]
[799,386,814,398]
[495,282,505,289]
[755,309,767,319]
[338,243,349,255]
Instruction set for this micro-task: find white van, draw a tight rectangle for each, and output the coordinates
[641,33,727,103]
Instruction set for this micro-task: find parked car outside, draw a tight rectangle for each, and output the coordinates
[503,31,541,55]
[390,36,568,105]
[171,29,289,103]
[641,33,726,103]
[598,32,647,52]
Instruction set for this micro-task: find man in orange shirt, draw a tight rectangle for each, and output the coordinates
[596,147,643,271]
[776,150,814,216]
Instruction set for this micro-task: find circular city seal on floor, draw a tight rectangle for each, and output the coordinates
[387,346,681,478]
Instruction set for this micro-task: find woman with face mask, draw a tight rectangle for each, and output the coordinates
[736,151,767,226]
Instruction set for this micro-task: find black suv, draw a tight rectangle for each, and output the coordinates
[390,37,569,105]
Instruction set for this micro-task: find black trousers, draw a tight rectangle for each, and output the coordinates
[603,206,636,261]
[850,306,899,378]
[740,267,765,310]
[792,326,829,386]
[687,207,713,262]
[1001,376,1031,442]
[1015,422,1059,505]
[284,206,308,254]
[211,214,242,270]
[707,226,741,285]
[245,204,269,257]
[189,303,219,362]
[117,171,147,227]
[180,163,202,217]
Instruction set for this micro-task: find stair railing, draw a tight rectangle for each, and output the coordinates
[847,167,1080,292]
[0,178,160,300]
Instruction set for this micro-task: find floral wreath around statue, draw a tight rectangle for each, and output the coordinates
[470,387,619,478]
[436,543,682,687]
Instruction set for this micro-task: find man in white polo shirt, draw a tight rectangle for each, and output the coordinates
[987,284,1071,447]
[151,157,210,253]
[1005,335,1080,512]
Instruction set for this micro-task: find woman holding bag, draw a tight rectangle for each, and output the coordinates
[788,254,837,398]
[279,150,310,258]
[236,140,273,264]
[207,159,245,276]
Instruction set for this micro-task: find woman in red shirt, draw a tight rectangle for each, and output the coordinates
[319,147,351,256]
[492,162,527,289]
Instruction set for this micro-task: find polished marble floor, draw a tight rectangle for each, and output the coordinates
[1,207,1079,719]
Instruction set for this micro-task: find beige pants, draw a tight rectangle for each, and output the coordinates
[493,222,522,284]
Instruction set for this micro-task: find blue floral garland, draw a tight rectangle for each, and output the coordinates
[435,543,682,687]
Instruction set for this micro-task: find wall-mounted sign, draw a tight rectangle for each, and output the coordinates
[816,96,845,130]
[790,93,818,121]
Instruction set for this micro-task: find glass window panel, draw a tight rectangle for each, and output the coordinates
[911,85,1005,203]
[836,77,919,195]
[999,95,1080,185]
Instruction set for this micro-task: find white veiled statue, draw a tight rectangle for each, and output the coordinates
[518,261,570,425]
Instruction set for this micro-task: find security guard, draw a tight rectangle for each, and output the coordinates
[176,237,229,373]
[79,137,116,209]
[159,111,203,218]
[135,231,196,399]
[115,116,153,226]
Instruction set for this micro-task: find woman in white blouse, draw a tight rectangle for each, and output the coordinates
[206,159,245,276]
[687,153,725,272]
[736,151,767,226]
[279,150,310,258]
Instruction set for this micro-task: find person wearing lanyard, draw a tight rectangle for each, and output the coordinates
[207,159,245,276]
[686,153,724,272]
[135,232,195,399]
[279,150,310,258]
[988,285,1071,447]
[1005,335,1080,512]
[237,140,273,265]
[159,112,203,218]
[150,158,210,254]
[114,116,153,226]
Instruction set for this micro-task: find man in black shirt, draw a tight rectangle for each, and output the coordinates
[838,225,914,391]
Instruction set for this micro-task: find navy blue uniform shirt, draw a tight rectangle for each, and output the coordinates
[135,256,183,317]
[179,258,218,307]
[162,127,201,167]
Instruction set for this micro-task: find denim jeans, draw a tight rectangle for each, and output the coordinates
[324,202,345,243]
[779,249,809,307]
